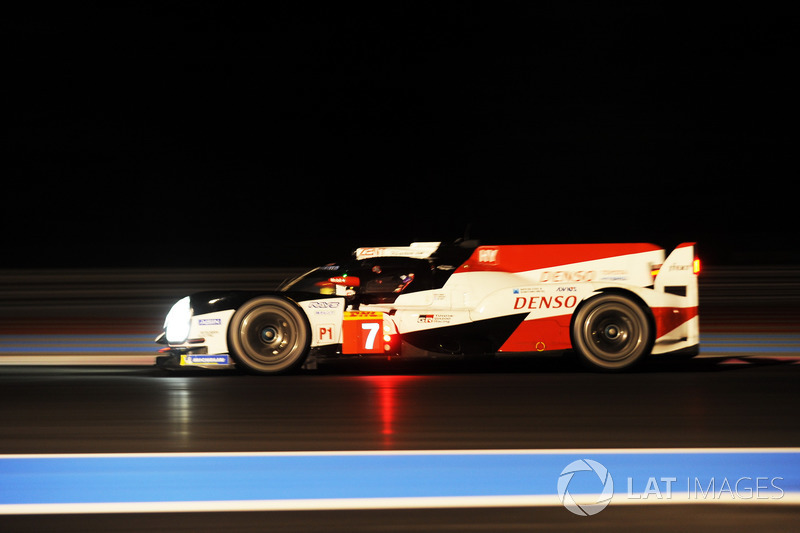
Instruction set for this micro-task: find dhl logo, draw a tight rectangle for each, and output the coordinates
[343,311,384,321]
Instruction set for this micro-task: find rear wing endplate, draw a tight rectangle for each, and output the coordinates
[653,242,699,304]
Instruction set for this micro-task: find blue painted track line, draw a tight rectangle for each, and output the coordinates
[1,449,798,514]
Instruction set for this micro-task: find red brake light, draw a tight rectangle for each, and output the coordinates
[693,258,701,274]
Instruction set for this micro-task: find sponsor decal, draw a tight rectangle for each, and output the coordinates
[513,287,544,295]
[599,269,629,281]
[308,301,341,309]
[478,249,499,263]
[181,355,230,365]
[540,271,595,283]
[307,301,343,315]
[344,311,383,320]
[417,314,454,324]
[197,318,222,326]
[354,243,440,260]
[514,295,578,310]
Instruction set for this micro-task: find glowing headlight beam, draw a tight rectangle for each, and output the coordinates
[164,296,192,344]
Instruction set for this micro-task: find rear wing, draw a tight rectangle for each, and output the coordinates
[354,242,441,260]
[653,242,700,305]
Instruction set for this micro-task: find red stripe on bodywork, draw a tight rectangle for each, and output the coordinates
[458,243,662,274]
[652,306,699,338]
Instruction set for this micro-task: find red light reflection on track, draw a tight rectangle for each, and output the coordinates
[357,375,418,447]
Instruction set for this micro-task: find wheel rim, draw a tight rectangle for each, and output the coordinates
[239,306,301,365]
[581,302,644,363]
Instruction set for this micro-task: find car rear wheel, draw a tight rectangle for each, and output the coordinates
[228,296,310,374]
[571,293,652,371]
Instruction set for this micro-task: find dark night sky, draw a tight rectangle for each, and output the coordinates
[6,3,798,268]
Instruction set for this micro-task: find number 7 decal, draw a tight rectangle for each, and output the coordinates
[342,311,385,354]
[361,322,379,350]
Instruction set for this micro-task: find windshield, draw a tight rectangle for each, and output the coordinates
[278,257,435,303]
[279,264,345,295]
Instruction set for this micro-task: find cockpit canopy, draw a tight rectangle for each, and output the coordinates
[279,240,478,304]
[280,257,434,304]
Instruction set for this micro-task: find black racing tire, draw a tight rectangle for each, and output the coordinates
[571,293,653,371]
[228,296,310,374]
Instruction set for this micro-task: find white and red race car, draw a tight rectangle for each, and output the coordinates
[156,240,700,372]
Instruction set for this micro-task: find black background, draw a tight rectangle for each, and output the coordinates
[6,3,797,268]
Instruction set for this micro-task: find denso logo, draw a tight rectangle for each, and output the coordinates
[539,270,595,282]
[514,295,578,310]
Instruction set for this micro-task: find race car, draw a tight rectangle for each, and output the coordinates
[155,240,700,372]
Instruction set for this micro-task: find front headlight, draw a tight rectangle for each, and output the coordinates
[164,296,192,344]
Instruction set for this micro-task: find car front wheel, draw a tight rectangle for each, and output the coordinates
[228,296,310,374]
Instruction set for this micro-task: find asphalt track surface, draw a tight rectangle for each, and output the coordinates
[1,303,799,531]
